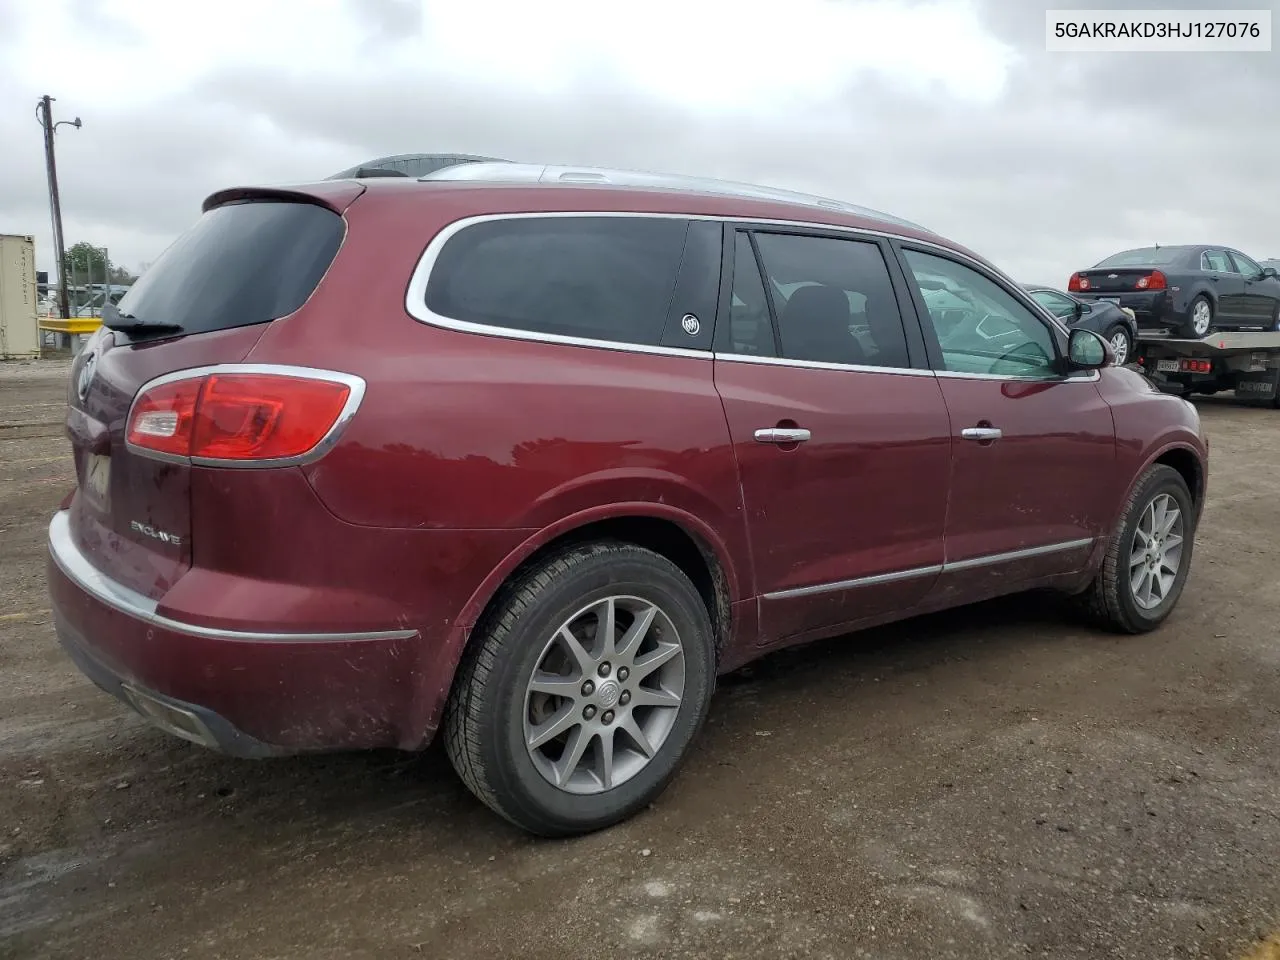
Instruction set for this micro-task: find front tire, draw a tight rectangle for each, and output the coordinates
[1075,464,1196,633]
[443,542,716,837]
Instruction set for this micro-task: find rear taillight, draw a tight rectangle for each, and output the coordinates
[1180,358,1212,373]
[126,366,362,464]
[1136,270,1167,290]
[1068,272,1085,292]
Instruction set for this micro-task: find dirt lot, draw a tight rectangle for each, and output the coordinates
[1,358,1278,960]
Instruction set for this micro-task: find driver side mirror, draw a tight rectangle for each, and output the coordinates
[1072,300,1087,320]
[1067,328,1110,369]
[1261,266,1278,280]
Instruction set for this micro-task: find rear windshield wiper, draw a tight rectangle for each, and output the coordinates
[103,310,183,335]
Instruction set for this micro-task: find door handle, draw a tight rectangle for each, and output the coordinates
[754,427,811,444]
[961,427,1002,442]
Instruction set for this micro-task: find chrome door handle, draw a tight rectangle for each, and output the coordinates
[961,427,1002,442]
[754,428,811,444]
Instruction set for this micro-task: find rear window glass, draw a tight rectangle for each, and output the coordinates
[424,216,689,346]
[1094,247,1184,268]
[115,200,343,335]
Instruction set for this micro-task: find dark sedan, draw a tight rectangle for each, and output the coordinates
[1067,245,1280,339]
[1024,285,1139,366]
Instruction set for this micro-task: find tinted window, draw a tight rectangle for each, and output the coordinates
[115,201,344,337]
[1029,289,1076,319]
[751,232,909,368]
[1229,251,1262,276]
[426,217,689,346]
[904,249,1058,378]
[1203,250,1231,272]
[1095,247,1185,268]
[725,233,777,357]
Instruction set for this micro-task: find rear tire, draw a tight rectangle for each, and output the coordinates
[443,542,716,837]
[1104,325,1133,366]
[1074,465,1196,634]
[1181,295,1213,338]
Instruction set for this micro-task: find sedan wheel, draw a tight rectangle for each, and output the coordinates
[1190,297,1212,337]
[1107,328,1131,366]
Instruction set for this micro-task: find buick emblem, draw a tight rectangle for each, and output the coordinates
[76,350,97,402]
[680,313,701,336]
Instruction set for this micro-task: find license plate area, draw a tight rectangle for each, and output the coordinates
[1156,359,1180,373]
[82,453,111,510]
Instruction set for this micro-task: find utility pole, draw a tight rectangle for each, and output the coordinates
[36,95,81,320]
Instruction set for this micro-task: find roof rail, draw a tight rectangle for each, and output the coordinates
[419,162,929,232]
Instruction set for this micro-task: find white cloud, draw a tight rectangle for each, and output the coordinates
[1,0,1276,287]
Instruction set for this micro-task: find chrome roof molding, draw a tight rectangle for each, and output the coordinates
[419,162,932,233]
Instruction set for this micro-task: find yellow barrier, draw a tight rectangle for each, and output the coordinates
[39,317,102,335]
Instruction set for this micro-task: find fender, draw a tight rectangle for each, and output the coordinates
[1107,435,1207,534]
[405,500,744,743]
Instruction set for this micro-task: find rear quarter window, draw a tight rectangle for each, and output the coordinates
[115,200,344,336]
[423,216,692,347]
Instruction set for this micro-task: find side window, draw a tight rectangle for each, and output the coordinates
[751,232,910,368]
[424,216,689,346]
[1029,290,1076,320]
[902,249,1059,379]
[1229,251,1261,277]
[725,232,777,357]
[1203,250,1232,272]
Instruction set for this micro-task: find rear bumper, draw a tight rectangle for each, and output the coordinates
[46,510,425,755]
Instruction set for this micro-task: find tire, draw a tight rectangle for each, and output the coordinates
[1074,464,1196,634]
[1181,295,1213,338]
[1104,324,1133,366]
[443,542,716,837]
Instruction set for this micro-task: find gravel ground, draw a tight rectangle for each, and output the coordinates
[1,358,1278,960]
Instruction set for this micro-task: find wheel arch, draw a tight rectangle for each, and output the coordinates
[1151,443,1205,513]
[414,505,741,742]
[1114,441,1206,532]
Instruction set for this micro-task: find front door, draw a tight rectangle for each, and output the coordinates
[713,227,952,647]
[895,245,1117,600]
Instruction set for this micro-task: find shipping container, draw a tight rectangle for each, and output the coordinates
[0,234,40,360]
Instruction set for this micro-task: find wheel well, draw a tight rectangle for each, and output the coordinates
[1155,447,1203,507]
[483,517,732,659]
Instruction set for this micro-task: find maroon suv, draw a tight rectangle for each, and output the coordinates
[47,163,1208,836]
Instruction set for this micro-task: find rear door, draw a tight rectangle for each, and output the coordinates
[894,244,1116,600]
[1228,250,1280,327]
[64,195,349,598]
[1202,249,1246,324]
[713,226,951,647]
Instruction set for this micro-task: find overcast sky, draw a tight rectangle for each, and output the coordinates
[1,0,1276,287]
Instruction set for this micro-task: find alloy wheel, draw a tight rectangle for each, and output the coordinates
[1129,493,1184,610]
[523,595,685,795]
[1191,300,1212,336]
[1109,331,1130,365]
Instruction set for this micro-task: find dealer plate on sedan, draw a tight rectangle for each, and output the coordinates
[1156,359,1181,373]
